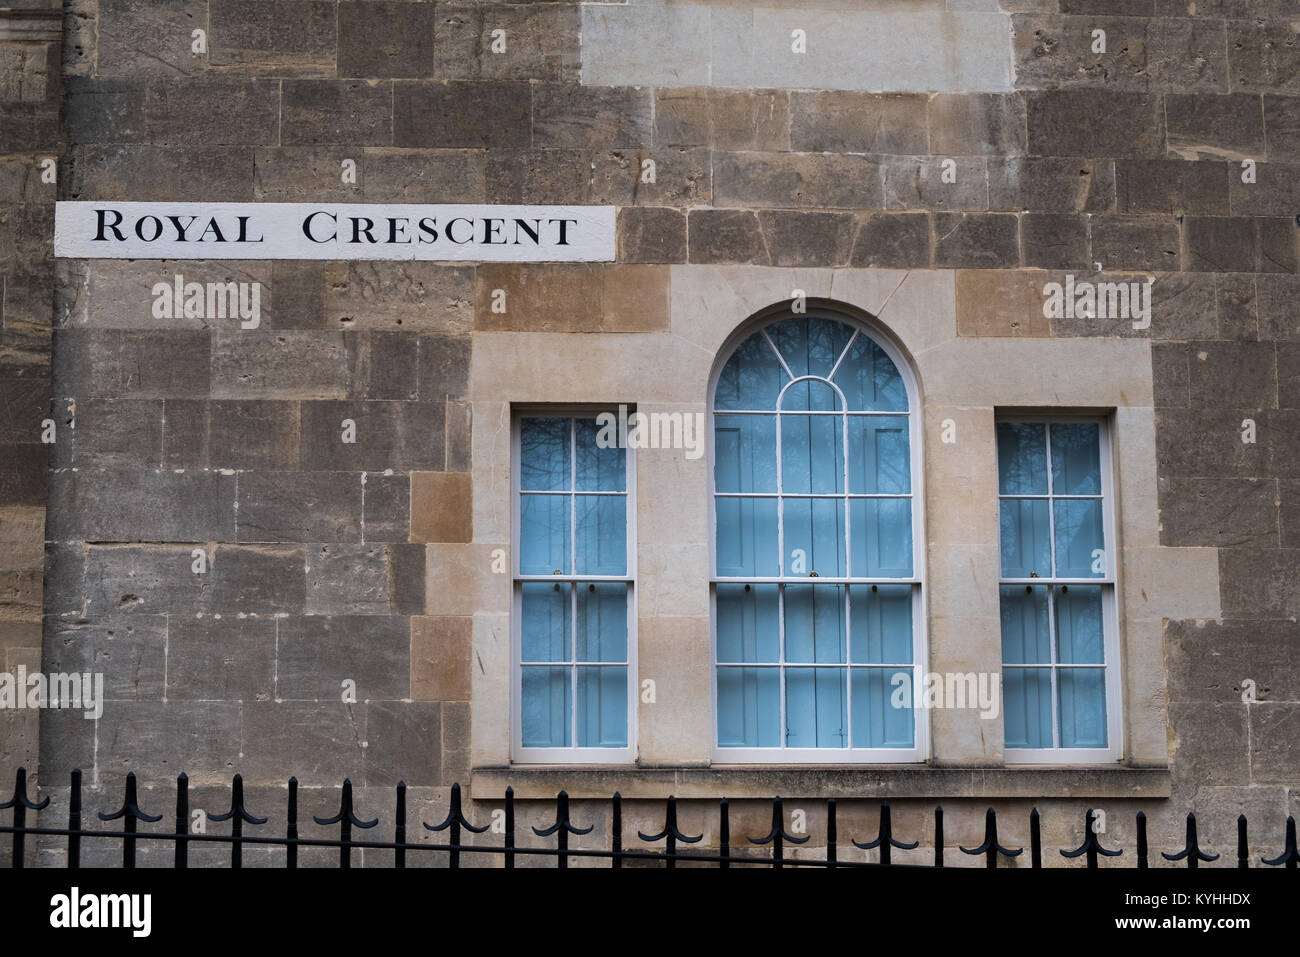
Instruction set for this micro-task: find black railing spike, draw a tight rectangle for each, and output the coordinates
[1062,808,1123,868]
[1136,811,1148,869]
[2,766,49,870]
[1238,814,1248,870]
[638,795,703,869]
[1030,808,1042,869]
[504,786,515,870]
[826,798,837,868]
[934,805,943,867]
[749,796,810,869]
[313,778,378,869]
[533,790,593,869]
[1162,812,1218,868]
[286,777,299,870]
[207,773,268,869]
[174,773,189,870]
[853,801,918,865]
[1262,816,1300,868]
[425,782,488,869]
[67,768,82,870]
[961,807,1022,868]
[611,792,622,869]
[719,797,730,870]
[394,782,406,870]
[98,772,162,869]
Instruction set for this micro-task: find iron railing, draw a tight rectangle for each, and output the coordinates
[3,767,1298,869]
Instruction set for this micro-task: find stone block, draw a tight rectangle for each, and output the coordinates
[433,4,580,82]
[164,615,275,701]
[209,0,338,74]
[849,213,932,268]
[209,544,307,615]
[1227,19,1300,94]
[417,335,470,403]
[1027,91,1165,156]
[145,78,280,146]
[210,331,350,400]
[713,152,882,210]
[1020,213,1088,268]
[1166,93,1265,161]
[324,263,475,334]
[1116,159,1230,215]
[955,269,1051,336]
[277,615,411,701]
[788,91,926,154]
[281,80,394,146]
[755,210,856,267]
[532,84,653,149]
[1091,214,1180,271]
[881,156,988,211]
[299,400,445,472]
[42,613,167,701]
[47,469,236,543]
[71,398,163,469]
[241,701,365,787]
[394,81,530,150]
[1158,477,1279,548]
[163,399,300,470]
[590,148,710,207]
[359,149,486,204]
[54,329,210,398]
[96,0,207,79]
[933,213,1019,268]
[617,207,688,264]
[411,615,472,701]
[338,1,436,78]
[687,209,768,265]
[989,156,1115,212]
[365,701,441,787]
[237,471,363,544]
[411,471,472,544]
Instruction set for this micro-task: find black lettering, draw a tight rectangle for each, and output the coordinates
[93,208,126,242]
[135,216,163,242]
[198,218,227,243]
[387,217,412,244]
[481,218,505,244]
[302,211,337,243]
[166,215,198,242]
[511,218,541,245]
[417,217,439,243]
[350,217,377,244]
[446,217,473,244]
[549,218,578,246]
[235,215,264,243]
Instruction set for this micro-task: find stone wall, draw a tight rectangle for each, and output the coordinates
[3,0,1296,865]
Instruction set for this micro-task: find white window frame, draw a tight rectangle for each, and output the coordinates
[997,413,1123,765]
[510,405,638,765]
[707,309,929,764]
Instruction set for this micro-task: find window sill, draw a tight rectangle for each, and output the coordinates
[470,764,1172,801]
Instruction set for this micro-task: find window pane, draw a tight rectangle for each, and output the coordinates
[849,499,913,577]
[999,498,1050,578]
[576,582,627,662]
[521,582,570,662]
[575,418,625,491]
[714,334,787,411]
[574,494,627,575]
[833,335,907,412]
[717,667,780,747]
[784,497,847,577]
[1058,668,1107,747]
[715,497,779,577]
[576,667,628,747]
[852,668,914,747]
[1000,585,1050,664]
[1003,667,1052,748]
[779,374,841,414]
[767,316,855,382]
[520,417,570,491]
[716,583,780,662]
[784,584,846,663]
[521,666,570,748]
[786,667,847,748]
[997,422,1047,495]
[1053,499,1105,578]
[847,416,910,494]
[780,414,843,494]
[520,494,570,575]
[850,584,913,663]
[1050,423,1101,495]
[714,414,777,493]
[1055,585,1104,664]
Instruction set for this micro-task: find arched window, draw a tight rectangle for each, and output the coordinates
[710,310,924,761]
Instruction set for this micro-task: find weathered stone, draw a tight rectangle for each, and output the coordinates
[81,543,211,616]
[989,158,1115,212]
[1186,217,1286,274]
[65,145,255,201]
[237,472,363,544]
[445,399,471,474]
[485,149,591,204]
[928,93,1026,156]
[1166,93,1265,161]
[1227,19,1300,94]
[62,78,146,145]
[393,80,529,149]
[1151,341,1189,407]
[1146,16,1229,93]
[1116,159,1230,215]
[411,616,472,701]
[956,269,1051,337]
[47,470,236,543]
[474,264,668,333]
[209,544,307,615]
[324,263,474,334]
[359,149,486,204]
[687,210,769,265]
[210,331,350,400]
[145,78,280,146]
[617,207,688,264]
[95,0,207,79]
[304,543,422,616]
[417,335,470,403]
[755,210,856,267]
[881,156,988,211]
[164,615,275,701]
[849,213,932,268]
[1147,273,1220,340]
[933,213,1019,268]
[532,84,653,149]
[1251,703,1300,784]
[1091,214,1180,271]
[433,4,580,82]
[299,400,445,472]
[349,332,419,401]
[71,398,163,469]
[254,148,363,203]
[1168,702,1249,792]
[209,0,337,74]
[1280,345,1300,410]
[411,472,472,544]
[1217,273,1259,340]
[1219,547,1300,620]
[241,701,366,787]
[1282,478,1300,547]
[442,699,470,778]
[1263,95,1300,159]
[1012,15,1149,93]
[1020,213,1088,268]
[713,152,882,210]
[1155,408,1270,478]
[362,470,409,544]
[1027,91,1165,156]
[365,701,441,787]
[281,80,394,146]
[1187,341,1278,410]
[656,88,790,152]
[1229,162,1300,217]
[1166,618,1299,704]
[96,702,243,784]
[590,148,710,207]
[164,399,300,470]
[786,91,926,154]
[1258,275,1300,340]
[1158,477,1279,548]
[0,443,46,508]
[278,615,410,701]
[44,614,167,702]
[338,0,436,78]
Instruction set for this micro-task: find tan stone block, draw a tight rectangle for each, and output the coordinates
[955,269,1052,337]
[411,616,473,701]
[474,264,603,332]
[636,616,712,766]
[1121,545,1220,621]
[410,472,473,543]
[0,507,44,545]
[601,266,669,332]
[470,401,511,544]
[921,407,997,547]
[425,544,510,616]
[470,611,511,766]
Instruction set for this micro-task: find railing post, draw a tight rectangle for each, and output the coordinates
[611,792,622,869]
[934,805,943,868]
[286,777,298,869]
[68,769,82,870]
[504,786,515,870]
[719,798,730,870]
[174,773,188,869]
[394,782,406,869]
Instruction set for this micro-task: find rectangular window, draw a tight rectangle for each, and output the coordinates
[996,417,1121,763]
[512,412,635,762]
